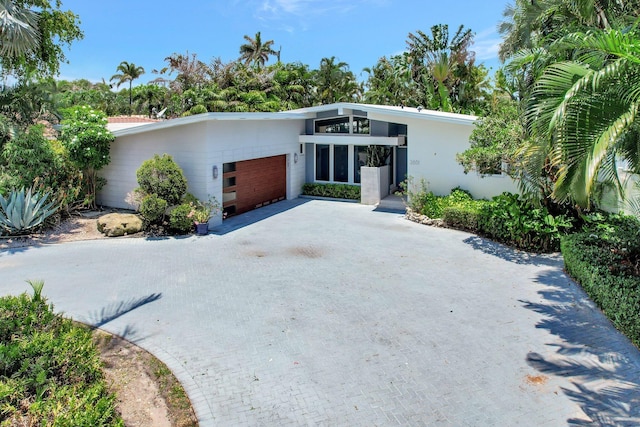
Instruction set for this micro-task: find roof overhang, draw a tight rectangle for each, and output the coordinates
[290,103,477,126]
[298,134,406,146]
[112,111,308,138]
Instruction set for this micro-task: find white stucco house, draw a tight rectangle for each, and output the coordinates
[98,103,518,228]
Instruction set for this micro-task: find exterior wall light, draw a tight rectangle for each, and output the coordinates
[212,165,219,179]
[294,153,299,163]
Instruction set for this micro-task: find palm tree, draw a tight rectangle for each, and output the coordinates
[110,61,145,115]
[406,24,478,112]
[526,26,640,208]
[314,57,360,104]
[239,32,277,69]
[0,0,40,59]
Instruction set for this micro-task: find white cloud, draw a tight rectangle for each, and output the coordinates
[255,0,386,29]
[473,27,501,61]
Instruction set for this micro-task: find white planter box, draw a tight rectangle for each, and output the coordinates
[361,165,390,205]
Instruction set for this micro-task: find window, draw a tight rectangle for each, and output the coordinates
[353,117,370,134]
[354,146,367,183]
[334,145,349,182]
[315,117,350,133]
[316,144,330,181]
[223,176,236,188]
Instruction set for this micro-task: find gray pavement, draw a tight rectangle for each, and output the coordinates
[1,199,640,426]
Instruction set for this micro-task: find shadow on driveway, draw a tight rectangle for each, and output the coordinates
[463,235,562,267]
[87,293,162,341]
[523,269,640,425]
[211,198,310,235]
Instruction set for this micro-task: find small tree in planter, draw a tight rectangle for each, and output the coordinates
[366,145,391,167]
[361,145,392,205]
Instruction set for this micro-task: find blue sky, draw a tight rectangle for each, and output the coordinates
[57,0,509,85]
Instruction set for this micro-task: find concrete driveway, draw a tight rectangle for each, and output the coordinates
[1,199,640,426]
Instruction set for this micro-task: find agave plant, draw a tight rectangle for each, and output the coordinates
[0,187,58,235]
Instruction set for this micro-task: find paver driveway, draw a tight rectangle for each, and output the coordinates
[2,199,640,426]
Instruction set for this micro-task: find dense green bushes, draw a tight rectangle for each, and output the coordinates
[136,154,187,206]
[302,183,360,200]
[476,193,572,252]
[404,183,572,252]
[561,214,640,347]
[0,290,122,425]
[169,203,194,233]
[0,125,82,212]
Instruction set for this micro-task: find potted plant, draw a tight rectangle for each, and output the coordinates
[361,145,391,205]
[188,196,220,235]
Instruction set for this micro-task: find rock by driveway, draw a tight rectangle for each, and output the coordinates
[1,199,640,426]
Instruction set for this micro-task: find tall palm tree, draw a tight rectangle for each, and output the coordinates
[239,32,276,69]
[0,0,40,59]
[110,61,145,115]
[314,57,360,104]
[526,26,640,207]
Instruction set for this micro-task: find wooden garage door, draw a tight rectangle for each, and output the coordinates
[223,155,286,217]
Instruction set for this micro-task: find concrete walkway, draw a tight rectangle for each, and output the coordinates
[1,199,640,426]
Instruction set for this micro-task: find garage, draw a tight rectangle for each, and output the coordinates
[222,155,287,217]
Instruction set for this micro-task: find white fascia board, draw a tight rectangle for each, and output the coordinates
[292,102,477,126]
[298,134,404,146]
[112,112,308,138]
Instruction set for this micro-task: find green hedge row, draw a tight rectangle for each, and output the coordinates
[0,292,123,425]
[560,216,640,347]
[409,187,572,253]
[302,183,361,200]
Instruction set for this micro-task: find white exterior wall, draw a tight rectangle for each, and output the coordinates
[98,122,209,210]
[98,118,306,227]
[403,117,518,199]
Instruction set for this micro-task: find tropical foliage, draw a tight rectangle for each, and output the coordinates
[110,61,145,115]
[0,0,83,78]
[0,187,58,235]
[59,106,114,208]
[0,288,122,425]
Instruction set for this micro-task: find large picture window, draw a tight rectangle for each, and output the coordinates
[315,117,350,134]
[315,144,330,181]
[334,145,349,182]
[314,115,370,135]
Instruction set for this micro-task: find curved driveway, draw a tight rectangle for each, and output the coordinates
[2,199,640,426]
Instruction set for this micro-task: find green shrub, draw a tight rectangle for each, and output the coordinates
[189,104,207,115]
[562,217,640,347]
[0,126,83,211]
[181,192,199,205]
[169,203,194,233]
[442,201,487,232]
[0,291,122,425]
[139,194,168,223]
[302,183,361,200]
[136,154,187,205]
[477,192,573,252]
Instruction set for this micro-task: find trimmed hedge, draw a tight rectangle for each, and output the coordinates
[302,183,360,200]
[442,202,486,233]
[0,292,122,425]
[561,216,640,347]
